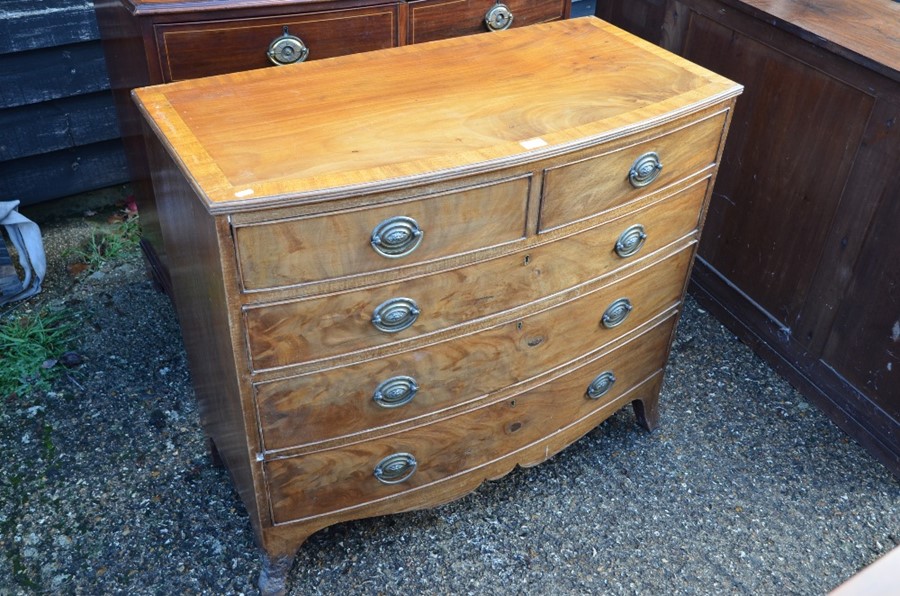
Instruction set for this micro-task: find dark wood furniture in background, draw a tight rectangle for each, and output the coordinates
[134,19,739,592]
[93,0,570,296]
[596,0,899,476]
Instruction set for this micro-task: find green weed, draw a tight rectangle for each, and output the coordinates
[0,307,77,399]
[72,216,141,273]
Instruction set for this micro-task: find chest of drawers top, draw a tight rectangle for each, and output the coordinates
[133,17,741,212]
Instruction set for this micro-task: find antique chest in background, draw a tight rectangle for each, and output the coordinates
[133,17,741,593]
[93,0,571,297]
[596,0,900,475]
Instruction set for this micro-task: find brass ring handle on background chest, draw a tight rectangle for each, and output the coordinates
[372,297,420,333]
[373,376,419,408]
[374,452,418,484]
[601,298,633,329]
[628,152,663,188]
[371,216,424,258]
[614,224,647,258]
[267,26,309,65]
[484,3,514,31]
[586,371,616,400]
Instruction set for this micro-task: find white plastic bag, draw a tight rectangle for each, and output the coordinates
[0,201,47,306]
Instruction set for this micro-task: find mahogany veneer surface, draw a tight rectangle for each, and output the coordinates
[134,17,740,593]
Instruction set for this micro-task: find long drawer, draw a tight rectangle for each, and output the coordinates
[244,178,708,371]
[254,243,694,451]
[155,5,401,82]
[539,110,727,231]
[264,312,676,523]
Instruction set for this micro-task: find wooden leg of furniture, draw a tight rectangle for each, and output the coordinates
[205,436,224,469]
[631,377,662,432]
[258,551,295,596]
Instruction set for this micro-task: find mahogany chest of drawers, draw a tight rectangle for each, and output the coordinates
[93,0,571,297]
[133,17,740,593]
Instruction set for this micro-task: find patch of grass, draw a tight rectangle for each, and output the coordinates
[0,307,77,399]
[72,216,141,273]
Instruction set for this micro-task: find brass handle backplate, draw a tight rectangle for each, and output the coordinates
[267,26,309,65]
[373,375,419,408]
[615,224,647,258]
[586,371,616,400]
[374,452,417,484]
[372,297,420,333]
[371,216,424,258]
[628,152,663,188]
[601,298,633,329]
[485,3,514,31]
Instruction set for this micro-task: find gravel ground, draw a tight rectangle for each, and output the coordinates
[1,206,897,595]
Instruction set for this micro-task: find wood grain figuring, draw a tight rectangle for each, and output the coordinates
[539,109,726,231]
[407,0,567,43]
[244,208,699,372]
[234,175,529,291]
[254,247,694,450]
[265,314,676,523]
[132,18,740,207]
[156,6,399,81]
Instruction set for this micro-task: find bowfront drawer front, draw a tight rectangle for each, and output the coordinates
[244,180,707,371]
[233,176,529,292]
[539,110,728,231]
[255,244,694,451]
[407,0,567,44]
[155,5,400,82]
[264,312,675,523]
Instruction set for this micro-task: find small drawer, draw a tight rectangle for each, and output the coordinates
[254,243,694,450]
[155,5,400,82]
[539,110,727,231]
[233,176,530,292]
[245,179,706,371]
[264,312,675,523]
[407,0,567,44]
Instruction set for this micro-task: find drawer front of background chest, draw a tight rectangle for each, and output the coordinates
[155,5,401,82]
[407,0,568,44]
[264,313,676,523]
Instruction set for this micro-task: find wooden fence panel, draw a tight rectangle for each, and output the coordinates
[0,1,128,206]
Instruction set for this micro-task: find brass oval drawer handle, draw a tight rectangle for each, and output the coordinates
[484,3,514,31]
[628,152,663,188]
[267,26,309,66]
[373,375,419,408]
[615,224,647,258]
[372,297,420,333]
[586,371,616,400]
[601,297,633,329]
[371,216,424,258]
[374,452,417,484]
